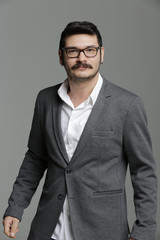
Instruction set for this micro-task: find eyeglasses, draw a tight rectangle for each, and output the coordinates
[62,46,100,58]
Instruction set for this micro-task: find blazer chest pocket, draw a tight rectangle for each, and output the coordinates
[89,130,122,152]
[92,130,115,138]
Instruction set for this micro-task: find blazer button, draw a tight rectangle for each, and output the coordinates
[58,194,64,200]
[66,169,72,174]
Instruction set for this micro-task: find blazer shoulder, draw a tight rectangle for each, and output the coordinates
[38,83,61,99]
[101,77,145,115]
[102,77,139,103]
[33,83,62,108]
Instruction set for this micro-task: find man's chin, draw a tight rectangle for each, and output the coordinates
[69,72,99,82]
[69,75,95,82]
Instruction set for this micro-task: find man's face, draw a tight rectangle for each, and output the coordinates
[59,34,104,82]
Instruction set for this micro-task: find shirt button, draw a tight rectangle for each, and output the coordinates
[58,194,64,200]
[67,145,71,150]
[66,169,72,174]
[66,210,70,215]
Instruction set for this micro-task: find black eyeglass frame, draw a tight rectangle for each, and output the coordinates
[62,46,101,58]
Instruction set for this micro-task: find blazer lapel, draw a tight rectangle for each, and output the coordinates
[70,78,111,164]
[52,94,69,164]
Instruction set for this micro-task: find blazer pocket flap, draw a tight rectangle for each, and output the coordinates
[93,189,122,195]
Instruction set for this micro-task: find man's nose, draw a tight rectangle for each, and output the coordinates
[77,51,87,61]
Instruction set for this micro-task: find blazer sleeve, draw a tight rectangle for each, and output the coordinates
[123,96,157,240]
[4,92,48,221]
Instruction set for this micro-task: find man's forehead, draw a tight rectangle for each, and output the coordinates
[65,34,98,48]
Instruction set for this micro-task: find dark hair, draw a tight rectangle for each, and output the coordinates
[59,21,103,50]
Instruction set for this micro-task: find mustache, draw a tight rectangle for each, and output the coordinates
[71,63,93,70]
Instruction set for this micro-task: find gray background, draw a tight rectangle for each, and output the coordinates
[0,0,159,239]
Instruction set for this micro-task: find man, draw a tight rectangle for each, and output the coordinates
[3,21,157,240]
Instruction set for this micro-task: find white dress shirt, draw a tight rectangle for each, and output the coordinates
[51,74,103,240]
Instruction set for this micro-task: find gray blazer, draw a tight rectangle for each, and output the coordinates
[4,77,157,240]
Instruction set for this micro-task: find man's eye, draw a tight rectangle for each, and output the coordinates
[86,48,95,52]
[68,49,78,53]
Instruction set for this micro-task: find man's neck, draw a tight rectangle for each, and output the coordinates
[67,74,99,108]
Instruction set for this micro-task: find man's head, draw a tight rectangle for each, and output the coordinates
[59,21,103,50]
[59,21,104,82]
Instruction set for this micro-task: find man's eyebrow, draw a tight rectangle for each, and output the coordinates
[65,45,97,49]
[64,47,78,50]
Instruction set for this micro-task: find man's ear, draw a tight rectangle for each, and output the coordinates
[58,49,64,66]
[100,47,104,64]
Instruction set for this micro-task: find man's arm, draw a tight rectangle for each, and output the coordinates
[3,93,48,237]
[123,96,157,240]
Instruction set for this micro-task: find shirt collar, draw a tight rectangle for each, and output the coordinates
[90,73,103,105]
[58,73,103,108]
